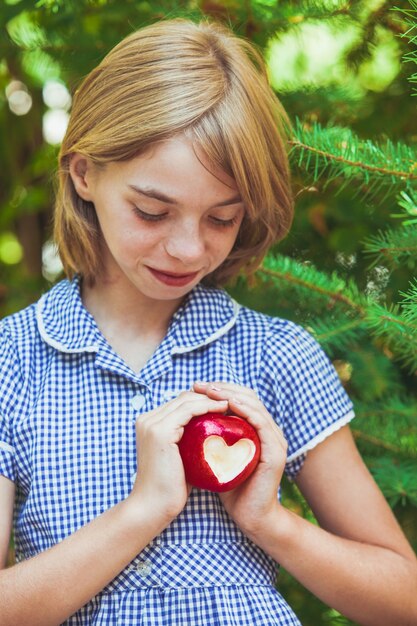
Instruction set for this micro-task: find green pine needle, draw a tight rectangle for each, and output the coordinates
[306,315,367,354]
[258,253,366,314]
[363,225,417,266]
[289,118,417,196]
[258,254,417,370]
[396,189,417,224]
[400,279,417,324]
[365,302,417,369]
[369,458,417,508]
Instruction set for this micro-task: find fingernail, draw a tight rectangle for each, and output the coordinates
[194,381,208,386]
[210,385,222,392]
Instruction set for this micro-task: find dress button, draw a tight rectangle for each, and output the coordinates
[131,393,146,410]
[136,560,152,577]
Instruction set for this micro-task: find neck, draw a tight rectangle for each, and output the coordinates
[80,274,189,373]
[81,275,185,339]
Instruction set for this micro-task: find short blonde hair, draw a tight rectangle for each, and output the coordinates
[55,18,293,286]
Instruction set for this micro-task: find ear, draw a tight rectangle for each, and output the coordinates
[69,153,95,202]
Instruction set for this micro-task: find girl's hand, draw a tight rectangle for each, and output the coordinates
[129,391,228,526]
[193,381,288,539]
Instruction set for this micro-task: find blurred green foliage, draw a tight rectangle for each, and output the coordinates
[1,1,417,625]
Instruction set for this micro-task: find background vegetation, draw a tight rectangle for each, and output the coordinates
[1,1,417,624]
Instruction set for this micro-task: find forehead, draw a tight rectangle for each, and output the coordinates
[103,135,240,201]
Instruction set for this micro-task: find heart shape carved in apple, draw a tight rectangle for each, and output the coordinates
[178,413,261,492]
[203,435,257,483]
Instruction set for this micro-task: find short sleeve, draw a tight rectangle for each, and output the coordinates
[260,321,354,480]
[0,323,21,482]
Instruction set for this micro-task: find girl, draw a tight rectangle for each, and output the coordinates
[0,18,416,626]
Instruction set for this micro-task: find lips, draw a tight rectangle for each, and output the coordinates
[147,266,200,287]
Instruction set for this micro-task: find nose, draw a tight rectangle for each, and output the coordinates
[164,220,206,266]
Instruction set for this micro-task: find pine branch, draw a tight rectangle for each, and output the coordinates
[352,429,409,455]
[363,224,417,265]
[259,254,417,369]
[396,189,417,224]
[400,279,417,323]
[258,254,366,314]
[366,302,417,333]
[394,0,417,93]
[354,394,417,426]
[251,0,355,36]
[353,394,417,459]
[289,119,417,194]
[368,457,417,507]
[353,392,417,504]
[365,302,417,369]
[395,0,417,47]
[306,316,367,354]
[348,343,403,398]
[278,0,353,23]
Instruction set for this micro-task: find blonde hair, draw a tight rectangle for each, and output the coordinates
[55,18,293,286]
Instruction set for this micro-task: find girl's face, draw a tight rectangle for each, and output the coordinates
[70,135,245,303]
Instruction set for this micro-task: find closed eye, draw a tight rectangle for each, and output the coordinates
[133,206,242,228]
[209,215,240,228]
[133,207,168,222]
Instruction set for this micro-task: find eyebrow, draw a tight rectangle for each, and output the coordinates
[128,184,243,208]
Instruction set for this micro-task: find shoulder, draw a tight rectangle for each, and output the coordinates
[0,279,74,383]
[219,293,333,394]
[234,299,320,365]
[0,299,39,374]
[0,280,79,425]
[0,279,71,352]
[1,302,38,347]
[0,301,38,422]
[231,298,352,417]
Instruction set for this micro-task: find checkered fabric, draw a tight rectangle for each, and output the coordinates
[0,278,354,625]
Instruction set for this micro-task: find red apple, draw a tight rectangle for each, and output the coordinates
[178,413,261,492]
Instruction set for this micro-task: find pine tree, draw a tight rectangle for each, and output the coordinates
[246,1,417,519]
[229,5,417,621]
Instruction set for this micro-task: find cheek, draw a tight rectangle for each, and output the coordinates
[97,215,151,261]
[120,224,170,264]
[119,229,156,255]
[212,229,240,259]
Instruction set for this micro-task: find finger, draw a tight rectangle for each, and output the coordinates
[193,382,262,410]
[138,393,229,438]
[196,384,270,425]
[156,396,229,428]
[139,390,221,424]
[222,397,285,454]
[193,381,255,397]
[194,382,263,421]
[195,383,287,448]
[227,397,286,445]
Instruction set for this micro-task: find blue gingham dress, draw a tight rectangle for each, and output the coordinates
[0,278,354,625]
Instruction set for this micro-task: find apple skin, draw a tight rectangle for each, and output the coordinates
[178,412,261,492]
